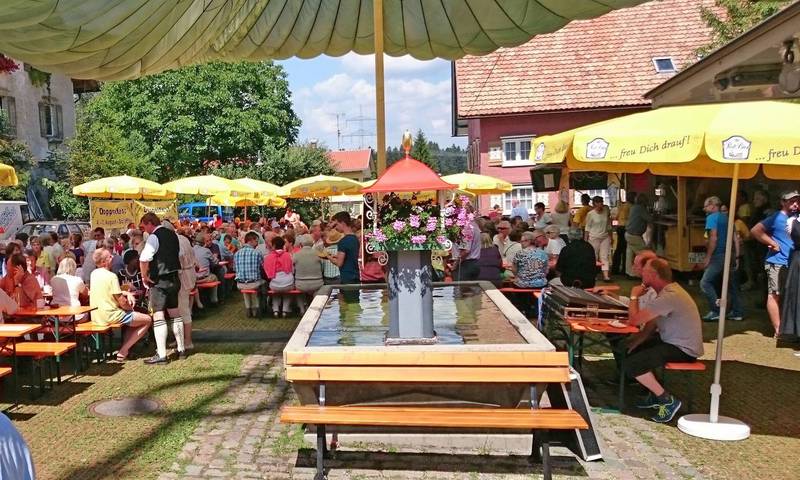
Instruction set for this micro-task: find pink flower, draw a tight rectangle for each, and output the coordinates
[374,230,387,242]
[411,234,427,245]
[392,220,406,232]
[426,217,438,231]
[437,235,448,245]
[444,218,454,227]
[409,215,421,228]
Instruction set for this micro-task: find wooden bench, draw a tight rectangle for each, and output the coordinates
[196,281,221,289]
[267,289,303,295]
[75,323,113,366]
[280,351,587,480]
[2,342,77,394]
[663,361,707,411]
[223,272,236,280]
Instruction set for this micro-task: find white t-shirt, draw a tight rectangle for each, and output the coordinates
[533,213,552,230]
[545,237,566,256]
[585,209,611,238]
[0,288,18,324]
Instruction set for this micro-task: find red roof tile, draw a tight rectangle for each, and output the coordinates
[455,0,715,117]
[328,149,372,172]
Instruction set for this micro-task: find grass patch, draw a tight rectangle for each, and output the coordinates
[11,342,256,480]
[271,425,307,456]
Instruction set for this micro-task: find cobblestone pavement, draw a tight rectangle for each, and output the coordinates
[159,342,704,480]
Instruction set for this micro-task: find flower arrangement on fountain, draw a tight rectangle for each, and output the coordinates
[365,193,474,251]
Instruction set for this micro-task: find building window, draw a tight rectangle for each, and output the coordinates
[38,102,63,140]
[573,189,612,206]
[0,96,16,137]
[501,135,535,166]
[652,57,676,73]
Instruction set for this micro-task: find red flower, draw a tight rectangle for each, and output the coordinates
[0,54,18,74]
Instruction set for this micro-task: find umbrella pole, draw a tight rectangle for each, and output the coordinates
[677,162,750,441]
[374,0,386,175]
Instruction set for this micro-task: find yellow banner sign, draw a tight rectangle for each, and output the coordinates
[133,200,177,223]
[90,200,177,231]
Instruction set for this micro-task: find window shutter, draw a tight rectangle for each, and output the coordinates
[487,141,502,166]
[55,104,63,139]
[6,97,16,137]
[38,102,47,137]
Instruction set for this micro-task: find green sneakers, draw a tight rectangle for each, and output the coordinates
[651,395,682,423]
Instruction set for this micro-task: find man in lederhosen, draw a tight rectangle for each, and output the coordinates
[139,213,185,364]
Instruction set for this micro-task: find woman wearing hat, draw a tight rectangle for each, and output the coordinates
[321,227,343,284]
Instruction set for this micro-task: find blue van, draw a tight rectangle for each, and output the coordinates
[178,202,234,223]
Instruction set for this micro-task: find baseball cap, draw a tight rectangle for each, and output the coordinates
[781,190,800,201]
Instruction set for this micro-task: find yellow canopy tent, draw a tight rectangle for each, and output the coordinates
[280,175,364,199]
[73,175,175,199]
[0,1,651,80]
[206,194,285,208]
[163,175,256,197]
[0,1,650,175]
[533,100,800,441]
[0,164,18,186]
[233,178,281,197]
[441,173,513,195]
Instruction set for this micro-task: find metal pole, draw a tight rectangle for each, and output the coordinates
[373,0,386,175]
[709,162,739,423]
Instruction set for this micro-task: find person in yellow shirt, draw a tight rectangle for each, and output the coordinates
[89,248,152,361]
[572,194,592,229]
[612,192,634,274]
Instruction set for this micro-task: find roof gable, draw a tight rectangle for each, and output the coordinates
[329,149,372,172]
[456,0,715,117]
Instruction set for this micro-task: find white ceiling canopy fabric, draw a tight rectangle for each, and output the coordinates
[0,0,649,80]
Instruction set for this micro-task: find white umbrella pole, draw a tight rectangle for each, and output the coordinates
[678,162,750,441]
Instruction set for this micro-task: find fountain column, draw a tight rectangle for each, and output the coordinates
[386,249,435,341]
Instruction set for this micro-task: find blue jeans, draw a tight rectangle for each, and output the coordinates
[700,255,743,317]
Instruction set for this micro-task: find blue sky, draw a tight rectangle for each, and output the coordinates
[277,53,466,151]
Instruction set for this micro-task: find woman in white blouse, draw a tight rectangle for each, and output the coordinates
[51,257,88,321]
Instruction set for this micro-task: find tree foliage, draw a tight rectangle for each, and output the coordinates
[386,130,467,175]
[697,1,791,57]
[71,61,300,182]
[0,110,32,201]
[410,129,435,171]
[209,143,334,221]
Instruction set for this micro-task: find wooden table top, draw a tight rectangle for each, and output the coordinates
[15,305,96,317]
[565,318,639,334]
[0,323,42,337]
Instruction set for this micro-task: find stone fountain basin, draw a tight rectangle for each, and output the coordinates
[284,281,555,409]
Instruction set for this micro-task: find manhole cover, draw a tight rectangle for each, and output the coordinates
[89,397,163,417]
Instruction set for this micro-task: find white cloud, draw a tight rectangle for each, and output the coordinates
[340,52,445,76]
[292,62,464,150]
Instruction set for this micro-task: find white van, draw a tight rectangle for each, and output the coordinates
[0,201,28,239]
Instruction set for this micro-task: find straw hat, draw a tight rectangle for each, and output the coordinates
[325,230,343,245]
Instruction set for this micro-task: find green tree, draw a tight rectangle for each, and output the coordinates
[0,110,32,201]
[410,129,436,171]
[44,149,89,220]
[209,142,334,221]
[697,1,791,57]
[72,61,300,181]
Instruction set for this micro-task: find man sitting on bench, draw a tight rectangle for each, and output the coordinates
[625,258,704,423]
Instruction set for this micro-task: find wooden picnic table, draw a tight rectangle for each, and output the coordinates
[563,317,638,411]
[14,306,96,342]
[0,323,43,404]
